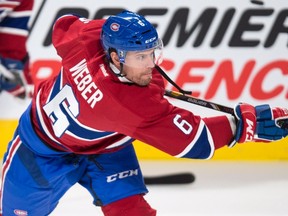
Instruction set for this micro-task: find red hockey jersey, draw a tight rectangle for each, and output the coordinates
[0,0,33,60]
[31,15,235,159]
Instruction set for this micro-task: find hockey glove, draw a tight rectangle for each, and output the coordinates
[229,103,288,147]
[0,56,34,99]
[255,104,288,141]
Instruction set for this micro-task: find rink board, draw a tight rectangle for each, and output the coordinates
[1,119,288,160]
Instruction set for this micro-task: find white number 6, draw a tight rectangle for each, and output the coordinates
[173,114,193,135]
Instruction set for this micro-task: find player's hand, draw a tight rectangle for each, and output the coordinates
[229,103,288,147]
[0,56,34,99]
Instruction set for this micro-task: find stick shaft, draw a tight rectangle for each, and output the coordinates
[164,90,235,116]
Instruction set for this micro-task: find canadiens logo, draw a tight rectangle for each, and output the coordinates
[110,23,120,31]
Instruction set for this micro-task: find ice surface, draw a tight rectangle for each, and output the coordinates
[50,161,288,216]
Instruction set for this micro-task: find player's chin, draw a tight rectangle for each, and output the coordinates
[138,77,152,86]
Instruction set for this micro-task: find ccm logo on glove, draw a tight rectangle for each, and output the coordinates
[234,103,257,143]
[245,118,255,141]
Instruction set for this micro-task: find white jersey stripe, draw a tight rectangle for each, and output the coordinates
[0,27,28,36]
[0,136,22,214]
[8,10,32,17]
[105,136,133,149]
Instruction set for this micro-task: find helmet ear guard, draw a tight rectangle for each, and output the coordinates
[101,10,163,65]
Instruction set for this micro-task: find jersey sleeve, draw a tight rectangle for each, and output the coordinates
[52,14,83,59]
[0,0,34,89]
[0,0,34,60]
[133,97,235,159]
[100,73,235,160]
[52,14,105,64]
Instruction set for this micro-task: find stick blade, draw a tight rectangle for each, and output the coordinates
[144,172,195,185]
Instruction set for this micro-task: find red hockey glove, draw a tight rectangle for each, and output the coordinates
[229,103,256,147]
[229,103,288,147]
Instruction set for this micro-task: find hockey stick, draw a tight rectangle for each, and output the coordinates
[144,172,195,185]
[165,89,235,115]
[164,89,288,130]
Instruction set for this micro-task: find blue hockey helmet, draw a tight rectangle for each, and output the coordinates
[101,10,163,64]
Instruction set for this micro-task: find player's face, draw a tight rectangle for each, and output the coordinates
[122,49,156,86]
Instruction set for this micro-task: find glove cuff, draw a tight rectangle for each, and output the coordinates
[234,103,256,143]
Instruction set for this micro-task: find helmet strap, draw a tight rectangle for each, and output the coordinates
[119,63,126,77]
[109,62,126,77]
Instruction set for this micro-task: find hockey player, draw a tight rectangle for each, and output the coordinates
[0,0,34,99]
[1,10,288,216]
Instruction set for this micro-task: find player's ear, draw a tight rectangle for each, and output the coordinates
[110,52,121,67]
